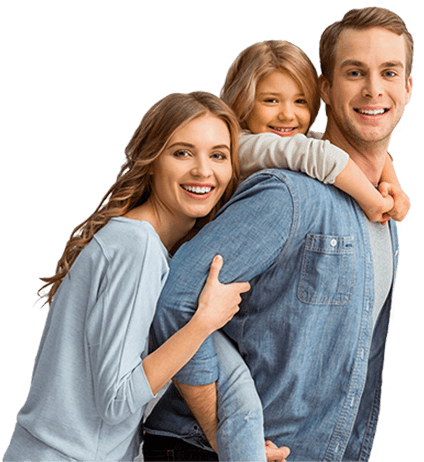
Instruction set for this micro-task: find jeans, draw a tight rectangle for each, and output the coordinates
[144,331,267,462]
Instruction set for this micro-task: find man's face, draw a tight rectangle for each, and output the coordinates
[321,27,412,148]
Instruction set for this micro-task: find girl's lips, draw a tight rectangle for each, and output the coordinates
[269,126,297,137]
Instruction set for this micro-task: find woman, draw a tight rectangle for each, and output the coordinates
[3,92,250,461]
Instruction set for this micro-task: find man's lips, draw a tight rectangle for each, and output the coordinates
[354,107,389,116]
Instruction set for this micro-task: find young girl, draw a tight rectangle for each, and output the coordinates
[3,92,251,461]
[222,40,409,223]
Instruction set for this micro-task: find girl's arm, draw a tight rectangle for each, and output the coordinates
[239,132,394,222]
[379,153,410,221]
[143,255,250,395]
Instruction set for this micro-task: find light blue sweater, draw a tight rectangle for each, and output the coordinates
[4,218,170,461]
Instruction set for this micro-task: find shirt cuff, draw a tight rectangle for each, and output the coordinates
[173,352,219,385]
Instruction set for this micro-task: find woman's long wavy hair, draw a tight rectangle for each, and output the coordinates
[39,91,241,306]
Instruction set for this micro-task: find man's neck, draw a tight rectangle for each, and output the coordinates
[322,122,389,186]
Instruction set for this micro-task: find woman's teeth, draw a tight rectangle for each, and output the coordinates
[182,185,213,195]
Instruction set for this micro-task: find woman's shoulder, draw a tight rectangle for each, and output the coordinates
[93,217,168,263]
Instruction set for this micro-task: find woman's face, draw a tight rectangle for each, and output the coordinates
[149,113,232,221]
[245,71,311,137]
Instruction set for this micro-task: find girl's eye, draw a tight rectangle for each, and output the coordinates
[295,98,307,105]
[264,98,278,103]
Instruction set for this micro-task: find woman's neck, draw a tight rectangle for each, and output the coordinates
[124,200,196,252]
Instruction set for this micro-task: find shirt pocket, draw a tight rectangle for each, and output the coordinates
[297,234,355,306]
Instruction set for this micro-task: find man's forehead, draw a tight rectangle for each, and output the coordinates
[335,27,407,68]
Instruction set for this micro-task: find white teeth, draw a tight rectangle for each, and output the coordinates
[357,109,386,115]
[271,126,295,132]
[183,185,212,194]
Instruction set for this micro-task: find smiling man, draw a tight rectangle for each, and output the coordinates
[143,7,413,462]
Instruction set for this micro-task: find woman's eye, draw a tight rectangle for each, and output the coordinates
[174,150,190,158]
[211,152,228,160]
[295,98,307,105]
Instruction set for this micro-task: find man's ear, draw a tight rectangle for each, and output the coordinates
[319,74,331,105]
[405,76,413,105]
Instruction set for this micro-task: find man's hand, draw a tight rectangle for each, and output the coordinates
[379,181,410,224]
[265,440,290,461]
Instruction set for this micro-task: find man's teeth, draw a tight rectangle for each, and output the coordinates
[183,185,212,194]
[356,109,386,115]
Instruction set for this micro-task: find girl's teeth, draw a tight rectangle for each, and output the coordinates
[272,126,294,132]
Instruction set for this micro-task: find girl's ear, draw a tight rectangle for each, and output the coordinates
[319,74,331,106]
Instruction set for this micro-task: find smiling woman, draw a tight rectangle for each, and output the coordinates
[127,114,233,242]
[3,92,252,462]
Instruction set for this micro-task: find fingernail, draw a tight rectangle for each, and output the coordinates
[214,255,222,261]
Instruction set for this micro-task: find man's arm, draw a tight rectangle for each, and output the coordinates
[174,381,219,452]
[150,173,295,456]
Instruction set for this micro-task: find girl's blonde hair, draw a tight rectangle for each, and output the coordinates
[40,91,240,306]
[221,40,320,131]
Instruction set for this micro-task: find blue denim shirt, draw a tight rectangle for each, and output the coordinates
[147,170,398,462]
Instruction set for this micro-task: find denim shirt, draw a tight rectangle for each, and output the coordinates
[148,169,399,462]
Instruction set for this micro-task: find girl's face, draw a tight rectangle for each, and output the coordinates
[149,113,232,221]
[245,71,311,137]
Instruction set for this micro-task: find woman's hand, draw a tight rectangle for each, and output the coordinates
[194,255,250,334]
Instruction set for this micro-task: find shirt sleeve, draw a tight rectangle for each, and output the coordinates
[151,172,295,386]
[86,230,165,425]
[239,131,349,184]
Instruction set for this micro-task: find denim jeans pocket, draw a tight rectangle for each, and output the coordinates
[297,233,355,305]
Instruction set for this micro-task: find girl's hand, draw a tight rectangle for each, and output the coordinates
[379,181,410,223]
[357,192,393,224]
[194,255,250,334]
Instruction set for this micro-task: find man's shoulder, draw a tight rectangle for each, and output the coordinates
[238,168,330,196]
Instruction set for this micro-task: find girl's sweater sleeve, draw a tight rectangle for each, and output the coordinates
[239,131,349,183]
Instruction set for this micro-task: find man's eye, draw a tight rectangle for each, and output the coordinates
[384,71,397,77]
[349,70,362,77]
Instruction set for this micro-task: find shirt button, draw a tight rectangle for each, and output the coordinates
[330,239,337,247]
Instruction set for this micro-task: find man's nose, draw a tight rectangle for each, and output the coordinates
[362,73,384,99]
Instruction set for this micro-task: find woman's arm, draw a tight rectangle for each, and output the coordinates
[143,255,249,395]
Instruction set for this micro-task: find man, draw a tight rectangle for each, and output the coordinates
[143,7,413,462]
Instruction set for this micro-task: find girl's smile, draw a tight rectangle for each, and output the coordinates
[245,71,311,137]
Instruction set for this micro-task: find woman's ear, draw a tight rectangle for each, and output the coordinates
[319,74,331,106]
